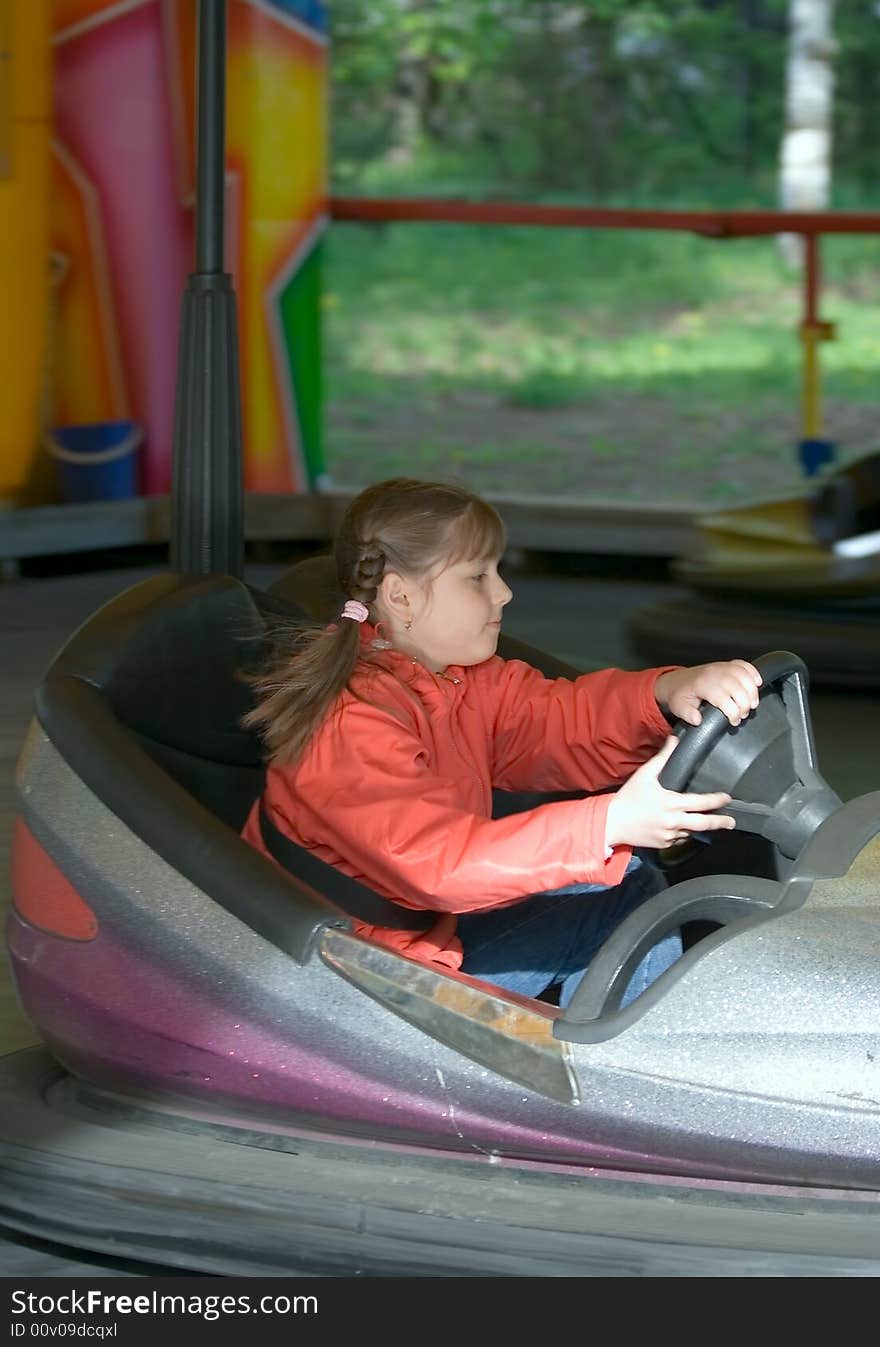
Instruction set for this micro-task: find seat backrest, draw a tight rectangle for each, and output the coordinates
[45,573,296,828]
[812,450,880,544]
[34,573,346,960]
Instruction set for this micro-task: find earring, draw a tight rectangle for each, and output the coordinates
[371,621,392,651]
[404,619,412,631]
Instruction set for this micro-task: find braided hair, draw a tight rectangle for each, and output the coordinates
[243,478,506,764]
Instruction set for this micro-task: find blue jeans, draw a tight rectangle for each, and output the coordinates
[457,855,681,1010]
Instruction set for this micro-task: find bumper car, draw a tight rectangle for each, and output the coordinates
[628,451,880,687]
[3,561,880,1276]
[4,0,880,1278]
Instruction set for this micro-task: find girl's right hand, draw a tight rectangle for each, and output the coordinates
[604,736,735,850]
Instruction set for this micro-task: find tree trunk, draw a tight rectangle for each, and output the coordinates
[739,0,760,177]
[388,62,423,167]
[582,13,619,199]
[778,0,837,267]
[536,1,561,190]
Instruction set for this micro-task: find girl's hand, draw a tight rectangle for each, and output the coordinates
[605,737,735,850]
[654,659,762,728]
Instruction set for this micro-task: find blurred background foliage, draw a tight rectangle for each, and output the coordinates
[329,0,876,203]
[321,2,880,505]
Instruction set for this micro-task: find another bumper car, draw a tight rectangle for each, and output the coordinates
[628,451,880,687]
[2,563,880,1276]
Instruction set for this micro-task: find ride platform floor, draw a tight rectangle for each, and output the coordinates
[1,556,877,1275]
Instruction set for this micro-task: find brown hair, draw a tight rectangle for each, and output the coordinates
[243,478,506,764]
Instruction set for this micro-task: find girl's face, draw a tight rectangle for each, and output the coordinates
[388,554,513,672]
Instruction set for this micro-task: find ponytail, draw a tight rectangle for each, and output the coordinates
[242,618,361,765]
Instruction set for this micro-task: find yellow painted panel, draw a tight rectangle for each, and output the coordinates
[10,0,51,118]
[697,497,816,547]
[0,0,51,499]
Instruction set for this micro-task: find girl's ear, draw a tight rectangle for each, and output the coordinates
[378,570,412,625]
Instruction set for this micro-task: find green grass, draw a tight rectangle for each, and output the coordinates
[321,216,880,503]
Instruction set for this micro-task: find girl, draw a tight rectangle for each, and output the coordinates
[242,478,761,1009]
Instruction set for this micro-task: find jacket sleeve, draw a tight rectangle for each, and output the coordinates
[480,658,679,793]
[267,699,632,914]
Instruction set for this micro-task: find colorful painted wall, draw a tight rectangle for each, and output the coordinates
[0,1,52,501]
[3,0,327,503]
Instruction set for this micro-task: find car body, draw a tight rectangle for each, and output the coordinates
[2,568,880,1275]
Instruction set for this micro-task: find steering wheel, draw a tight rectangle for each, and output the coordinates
[657,650,809,794]
[552,650,843,1040]
[655,648,841,859]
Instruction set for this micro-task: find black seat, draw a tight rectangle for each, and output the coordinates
[45,572,288,828]
[811,451,880,545]
[35,574,345,961]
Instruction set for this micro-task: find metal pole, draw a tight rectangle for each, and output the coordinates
[801,233,821,441]
[195,0,225,275]
[797,233,837,478]
[170,0,244,576]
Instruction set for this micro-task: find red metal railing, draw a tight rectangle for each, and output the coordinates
[330,196,880,238]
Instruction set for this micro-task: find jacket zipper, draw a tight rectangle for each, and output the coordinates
[435,671,489,805]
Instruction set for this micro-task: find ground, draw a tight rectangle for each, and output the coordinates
[326,386,878,506]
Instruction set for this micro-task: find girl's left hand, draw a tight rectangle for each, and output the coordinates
[654,660,762,727]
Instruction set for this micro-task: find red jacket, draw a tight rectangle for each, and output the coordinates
[242,630,676,973]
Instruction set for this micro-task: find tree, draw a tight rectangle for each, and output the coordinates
[779,0,837,264]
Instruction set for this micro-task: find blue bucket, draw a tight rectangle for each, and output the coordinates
[46,420,142,503]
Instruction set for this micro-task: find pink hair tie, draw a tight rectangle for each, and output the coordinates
[340,599,369,624]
